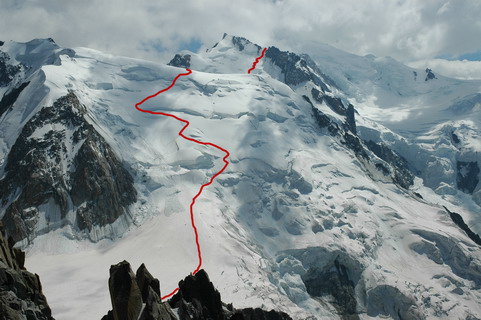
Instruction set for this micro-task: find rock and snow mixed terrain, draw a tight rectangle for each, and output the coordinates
[0,34,481,319]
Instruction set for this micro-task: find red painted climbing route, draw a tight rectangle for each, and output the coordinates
[134,69,230,300]
[248,48,267,74]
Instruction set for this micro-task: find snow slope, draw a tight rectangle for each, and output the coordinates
[298,42,481,232]
[0,36,480,319]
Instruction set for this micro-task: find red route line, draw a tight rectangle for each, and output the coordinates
[247,48,267,74]
[134,68,230,300]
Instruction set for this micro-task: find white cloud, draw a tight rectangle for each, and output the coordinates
[0,0,480,65]
[408,59,481,80]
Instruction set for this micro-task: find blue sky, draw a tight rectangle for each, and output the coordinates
[178,38,203,53]
[457,51,481,61]
[438,50,481,61]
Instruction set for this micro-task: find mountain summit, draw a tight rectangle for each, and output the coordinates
[0,34,480,319]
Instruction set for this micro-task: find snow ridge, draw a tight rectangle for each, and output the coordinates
[0,36,480,319]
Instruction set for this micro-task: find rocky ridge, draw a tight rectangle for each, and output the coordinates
[0,91,137,243]
[102,261,292,320]
[0,222,53,319]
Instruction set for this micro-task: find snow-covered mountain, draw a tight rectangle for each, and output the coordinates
[301,42,481,208]
[1,34,481,319]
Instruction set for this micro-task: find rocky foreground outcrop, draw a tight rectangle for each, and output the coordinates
[0,222,53,319]
[102,261,292,320]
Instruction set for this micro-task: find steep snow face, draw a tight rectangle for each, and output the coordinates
[305,42,481,130]
[170,34,263,74]
[0,36,478,320]
[303,42,481,220]
[0,40,136,245]
[0,39,76,165]
[1,38,75,79]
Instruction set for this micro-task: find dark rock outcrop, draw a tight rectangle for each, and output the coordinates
[304,95,339,136]
[456,161,480,194]
[170,269,224,320]
[310,87,324,103]
[451,132,461,144]
[0,91,137,242]
[308,95,374,162]
[309,92,414,188]
[425,68,436,81]
[343,132,368,160]
[312,88,357,135]
[302,258,360,320]
[137,263,161,301]
[0,81,29,118]
[231,308,292,320]
[169,269,292,320]
[102,261,178,320]
[168,54,191,69]
[0,223,54,319]
[265,47,331,91]
[281,247,424,320]
[103,263,292,320]
[230,35,261,53]
[345,104,357,135]
[365,140,414,189]
[108,261,143,320]
[323,95,347,116]
[0,51,21,87]
[444,206,481,246]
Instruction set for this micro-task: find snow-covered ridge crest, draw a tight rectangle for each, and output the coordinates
[0,35,480,319]
[0,39,136,245]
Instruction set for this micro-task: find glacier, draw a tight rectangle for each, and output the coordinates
[0,35,480,319]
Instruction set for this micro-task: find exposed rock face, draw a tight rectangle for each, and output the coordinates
[323,95,347,116]
[0,223,54,319]
[365,140,414,189]
[311,84,418,192]
[230,308,292,320]
[168,54,191,68]
[169,269,292,320]
[0,91,137,243]
[457,161,480,194]
[425,68,436,81]
[444,206,481,246]
[277,247,426,320]
[0,51,21,87]
[265,47,331,91]
[345,104,357,135]
[0,81,29,118]
[108,261,143,320]
[230,35,261,53]
[137,264,176,320]
[170,269,224,320]
[103,262,292,320]
[102,261,177,320]
[302,258,360,320]
[136,263,161,301]
[307,94,416,187]
[451,131,461,144]
[304,95,339,136]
